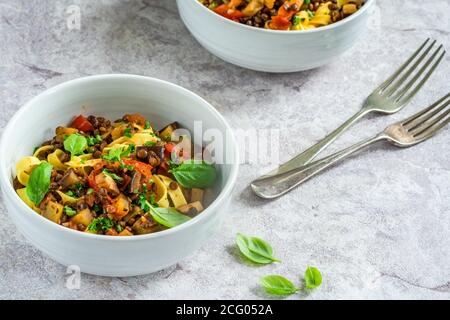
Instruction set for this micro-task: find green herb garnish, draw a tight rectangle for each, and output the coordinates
[87,134,102,146]
[64,206,77,217]
[124,127,133,138]
[144,141,156,147]
[304,266,322,289]
[64,134,87,156]
[260,275,299,296]
[170,160,217,189]
[103,144,135,163]
[102,169,123,182]
[87,217,114,232]
[235,233,280,264]
[148,205,191,228]
[26,162,53,205]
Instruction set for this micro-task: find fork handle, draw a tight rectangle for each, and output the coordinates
[258,108,371,180]
[251,133,387,199]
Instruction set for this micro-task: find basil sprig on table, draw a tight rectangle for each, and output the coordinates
[170,160,217,189]
[235,233,280,264]
[64,134,87,156]
[260,275,299,296]
[304,266,322,289]
[26,162,53,205]
[234,233,323,296]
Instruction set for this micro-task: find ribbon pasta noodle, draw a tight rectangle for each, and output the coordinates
[16,156,41,186]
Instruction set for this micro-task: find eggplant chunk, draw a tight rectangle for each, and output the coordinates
[190,188,204,203]
[42,201,64,224]
[118,228,133,236]
[71,208,94,227]
[59,169,81,189]
[95,172,120,196]
[132,216,159,235]
[159,122,180,141]
[128,171,142,194]
[112,193,131,221]
[177,201,204,218]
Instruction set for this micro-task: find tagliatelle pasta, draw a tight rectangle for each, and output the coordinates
[157,175,188,208]
[16,156,41,186]
[13,114,217,236]
[47,149,69,171]
[200,0,365,30]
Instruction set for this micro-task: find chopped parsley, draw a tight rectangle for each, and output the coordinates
[144,141,156,147]
[115,224,124,233]
[124,128,133,138]
[87,217,114,232]
[87,134,103,146]
[103,144,135,163]
[73,182,84,191]
[137,192,158,213]
[64,206,77,217]
[102,169,123,182]
[66,190,76,197]
[92,204,103,214]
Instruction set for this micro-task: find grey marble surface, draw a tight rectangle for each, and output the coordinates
[0,0,449,300]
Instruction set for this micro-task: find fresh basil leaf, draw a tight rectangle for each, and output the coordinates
[235,233,280,264]
[148,204,191,228]
[171,160,217,189]
[26,162,53,205]
[304,266,322,289]
[64,134,87,156]
[260,275,299,296]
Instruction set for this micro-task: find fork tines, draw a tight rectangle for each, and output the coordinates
[378,38,446,105]
[403,92,450,138]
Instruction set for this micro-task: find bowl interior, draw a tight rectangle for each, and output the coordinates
[0,75,237,228]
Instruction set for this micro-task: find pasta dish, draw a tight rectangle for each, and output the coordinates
[14,114,217,236]
[199,0,365,30]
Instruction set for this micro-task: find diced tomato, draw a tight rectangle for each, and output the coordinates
[122,160,153,178]
[124,114,147,127]
[87,175,99,191]
[71,115,94,132]
[270,16,292,30]
[214,4,245,22]
[268,0,302,30]
[164,142,176,153]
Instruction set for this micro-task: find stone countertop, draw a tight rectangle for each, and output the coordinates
[0,0,449,300]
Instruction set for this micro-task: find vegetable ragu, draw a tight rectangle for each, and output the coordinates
[14,114,217,236]
[200,0,365,30]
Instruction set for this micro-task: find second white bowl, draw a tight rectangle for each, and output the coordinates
[177,0,376,73]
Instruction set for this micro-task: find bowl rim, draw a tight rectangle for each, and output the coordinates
[0,74,240,242]
[190,0,375,34]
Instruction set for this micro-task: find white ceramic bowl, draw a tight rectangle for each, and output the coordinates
[0,74,239,277]
[177,0,376,72]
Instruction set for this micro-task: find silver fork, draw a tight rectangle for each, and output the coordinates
[252,93,450,199]
[254,39,445,182]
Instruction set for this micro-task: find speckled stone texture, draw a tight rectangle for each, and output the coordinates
[0,0,449,300]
